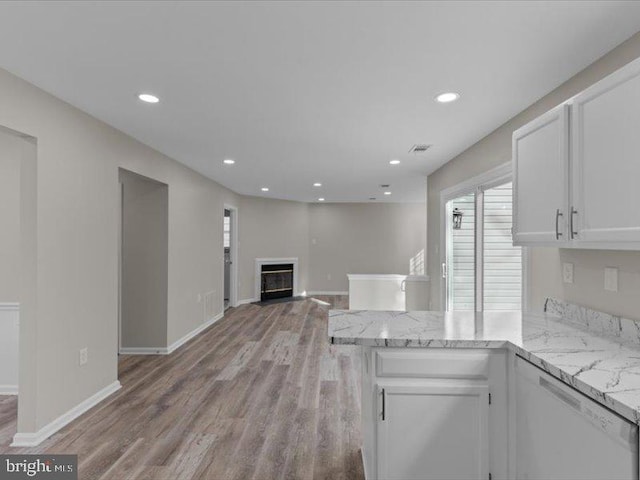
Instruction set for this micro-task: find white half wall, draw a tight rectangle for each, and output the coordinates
[0,303,19,394]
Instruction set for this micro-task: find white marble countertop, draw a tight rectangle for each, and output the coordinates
[328,309,640,424]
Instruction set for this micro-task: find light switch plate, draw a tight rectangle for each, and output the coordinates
[562,263,574,284]
[604,267,618,292]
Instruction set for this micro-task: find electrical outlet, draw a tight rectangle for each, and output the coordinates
[311,238,317,245]
[327,273,332,281]
[79,347,88,366]
[604,267,619,292]
[197,293,202,303]
[562,263,574,284]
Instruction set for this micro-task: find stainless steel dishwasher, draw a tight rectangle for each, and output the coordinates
[516,356,638,480]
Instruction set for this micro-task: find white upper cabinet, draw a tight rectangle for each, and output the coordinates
[571,58,640,245]
[512,104,570,245]
[513,56,640,249]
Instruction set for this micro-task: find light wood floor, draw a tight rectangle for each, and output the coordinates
[0,295,364,480]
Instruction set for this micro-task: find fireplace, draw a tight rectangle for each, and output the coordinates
[261,263,294,301]
[254,257,299,302]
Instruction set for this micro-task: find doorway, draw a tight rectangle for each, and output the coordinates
[118,169,169,355]
[441,165,524,312]
[0,126,37,445]
[223,204,238,310]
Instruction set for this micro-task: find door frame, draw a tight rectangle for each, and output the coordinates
[224,203,239,309]
[439,162,528,312]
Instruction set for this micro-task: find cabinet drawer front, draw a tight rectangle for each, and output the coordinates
[375,350,490,379]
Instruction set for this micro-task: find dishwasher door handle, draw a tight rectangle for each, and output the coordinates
[540,376,581,411]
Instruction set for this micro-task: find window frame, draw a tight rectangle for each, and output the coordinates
[439,162,529,313]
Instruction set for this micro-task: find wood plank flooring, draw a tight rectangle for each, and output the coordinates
[0,295,364,480]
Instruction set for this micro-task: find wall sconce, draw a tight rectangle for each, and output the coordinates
[452,208,463,230]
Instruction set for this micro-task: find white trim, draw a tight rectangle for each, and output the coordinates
[0,385,18,395]
[237,297,258,306]
[347,274,429,282]
[306,291,349,296]
[439,163,512,202]
[11,380,122,447]
[0,302,19,312]
[255,257,299,300]
[522,247,531,314]
[167,312,224,354]
[119,312,224,356]
[119,347,169,355]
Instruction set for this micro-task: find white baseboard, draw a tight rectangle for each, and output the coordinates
[119,347,169,355]
[167,312,224,354]
[306,291,349,296]
[0,385,18,395]
[119,313,224,356]
[236,298,258,306]
[11,380,121,447]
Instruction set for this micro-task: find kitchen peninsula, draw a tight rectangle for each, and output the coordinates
[329,301,640,480]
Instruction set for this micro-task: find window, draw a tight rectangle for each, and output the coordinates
[223,215,231,248]
[441,166,523,312]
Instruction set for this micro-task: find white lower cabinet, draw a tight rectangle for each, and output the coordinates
[376,383,489,480]
[361,348,508,480]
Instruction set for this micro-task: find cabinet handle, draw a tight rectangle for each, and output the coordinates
[570,207,578,239]
[555,209,564,240]
[381,388,386,421]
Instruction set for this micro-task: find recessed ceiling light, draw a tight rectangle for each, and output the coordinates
[261,187,269,192]
[313,183,322,187]
[318,198,325,202]
[389,160,400,165]
[138,93,160,104]
[435,92,460,103]
[384,191,392,195]
[223,159,235,165]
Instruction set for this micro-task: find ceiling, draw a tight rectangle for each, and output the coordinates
[0,1,639,203]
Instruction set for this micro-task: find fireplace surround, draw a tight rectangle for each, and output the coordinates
[254,257,299,302]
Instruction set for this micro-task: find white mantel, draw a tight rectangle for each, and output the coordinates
[254,257,300,301]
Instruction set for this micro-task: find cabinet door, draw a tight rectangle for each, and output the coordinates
[376,383,489,480]
[512,104,569,245]
[571,58,640,245]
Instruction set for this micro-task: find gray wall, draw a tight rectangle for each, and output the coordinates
[0,130,21,302]
[120,170,168,349]
[237,195,310,301]
[0,66,241,434]
[234,199,427,299]
[308,202,427,292]
[427,31,640,319]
